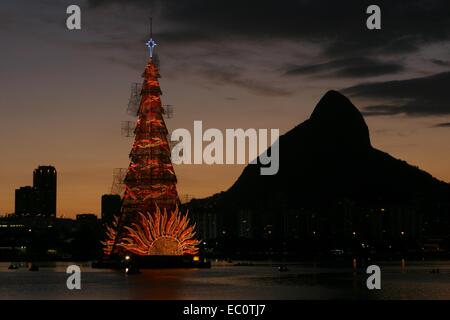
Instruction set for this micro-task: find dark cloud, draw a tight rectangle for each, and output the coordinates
[83,0,450,86]
[343,71,450,116]
[285,57,404,78]
[201,65,291,97]
[87,0,450,57]
[434,122,450,127]
[431,59,450,67]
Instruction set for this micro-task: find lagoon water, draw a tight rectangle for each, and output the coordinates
[1,261,450,300]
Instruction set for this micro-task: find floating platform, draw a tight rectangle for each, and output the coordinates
[92,255,211,269]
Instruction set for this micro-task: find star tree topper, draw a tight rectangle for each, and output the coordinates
[146,38,157,58]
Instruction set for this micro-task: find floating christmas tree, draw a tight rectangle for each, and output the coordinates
[122,51,178,215]
[104,29,199,257]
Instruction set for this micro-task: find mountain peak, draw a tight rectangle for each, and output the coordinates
[311,90,365,122]
[309,90,371,148]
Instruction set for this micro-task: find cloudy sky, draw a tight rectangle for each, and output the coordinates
[1,0,449,217]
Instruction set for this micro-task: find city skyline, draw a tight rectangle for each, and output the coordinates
[14,165,57,217]
[1,0,450,218]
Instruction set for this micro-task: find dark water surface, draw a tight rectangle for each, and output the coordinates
[1,261,450,299]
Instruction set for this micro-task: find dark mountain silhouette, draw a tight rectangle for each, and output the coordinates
[186,90,450,254]
[224,90,449,205]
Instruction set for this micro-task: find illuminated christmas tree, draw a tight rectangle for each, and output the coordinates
[122,45,178,215]
[104,32,199,257]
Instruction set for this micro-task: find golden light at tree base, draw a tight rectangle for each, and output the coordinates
[103,206,200,256]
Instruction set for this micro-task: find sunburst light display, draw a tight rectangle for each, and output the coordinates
[103,206,200,256]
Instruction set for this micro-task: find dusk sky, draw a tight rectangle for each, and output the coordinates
[1,0,450,218]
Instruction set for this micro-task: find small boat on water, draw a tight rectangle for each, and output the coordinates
[125,265,141,275]
[8,263,18,270]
